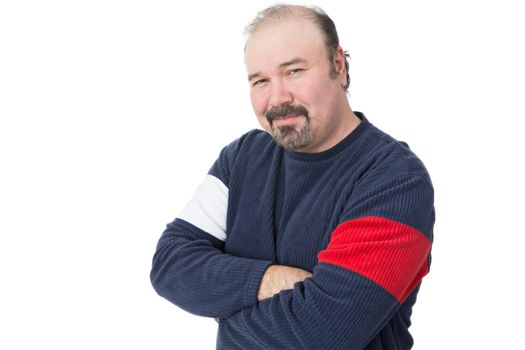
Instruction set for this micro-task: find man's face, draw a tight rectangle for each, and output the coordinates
[244,18,347,152]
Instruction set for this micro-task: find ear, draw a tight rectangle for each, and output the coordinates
[333,46,347,87]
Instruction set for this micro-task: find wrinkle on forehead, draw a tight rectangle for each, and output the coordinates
[244,18,325,75]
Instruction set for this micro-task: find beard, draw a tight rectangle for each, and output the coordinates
[270,121,313,151]
[264,103,313,151]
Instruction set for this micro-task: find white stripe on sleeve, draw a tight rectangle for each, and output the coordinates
[178,174,228,241]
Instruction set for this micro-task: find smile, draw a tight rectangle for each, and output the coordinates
[275,114,301,120]
[273,115,303,126]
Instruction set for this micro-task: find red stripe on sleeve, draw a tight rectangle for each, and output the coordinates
[317,216,431,303]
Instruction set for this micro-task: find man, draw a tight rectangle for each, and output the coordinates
[151,4,434,349]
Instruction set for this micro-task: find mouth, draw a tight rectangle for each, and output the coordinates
[274,114,300,120]
[271,114,303,127]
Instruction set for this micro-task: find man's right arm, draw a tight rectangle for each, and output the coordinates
[151,135,276,318]
[150,216,273,318]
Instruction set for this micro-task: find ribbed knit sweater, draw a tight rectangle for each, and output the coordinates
[151,112,435,349]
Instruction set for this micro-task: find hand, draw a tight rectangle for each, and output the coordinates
[257,265,312,301]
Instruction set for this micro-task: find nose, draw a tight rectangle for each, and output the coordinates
[268,80,293,108]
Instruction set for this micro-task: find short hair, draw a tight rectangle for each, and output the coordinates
[244,4,350,91]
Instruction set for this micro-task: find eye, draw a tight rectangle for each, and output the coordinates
[288,68,303,76]
[252,79,268,87]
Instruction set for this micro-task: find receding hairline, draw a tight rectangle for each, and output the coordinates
[243,4,352,91]
[244,4,326,37]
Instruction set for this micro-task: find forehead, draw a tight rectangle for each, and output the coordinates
[244,18,326,72]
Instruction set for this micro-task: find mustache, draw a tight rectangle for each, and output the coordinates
[265,104,309,124]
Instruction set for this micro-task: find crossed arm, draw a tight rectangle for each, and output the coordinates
[151,174,433,349]
[150,218,312,318]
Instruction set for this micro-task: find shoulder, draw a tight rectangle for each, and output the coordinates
[356,122,432,185]
[342,121,435,236]
[209,129,277,185]
[219,129,274,163]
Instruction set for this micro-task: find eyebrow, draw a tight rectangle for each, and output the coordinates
[248,57,308,82]
[279,57,307,68]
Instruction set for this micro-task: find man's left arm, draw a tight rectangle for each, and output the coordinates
[218,174,434,349]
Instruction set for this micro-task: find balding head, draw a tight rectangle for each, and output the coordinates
[244,4,350,91]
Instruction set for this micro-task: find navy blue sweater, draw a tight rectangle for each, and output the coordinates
[151,113,434,349]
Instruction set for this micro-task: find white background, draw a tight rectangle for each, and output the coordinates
[1,0,524,349]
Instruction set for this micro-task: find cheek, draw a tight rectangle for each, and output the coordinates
[250,90,266,113]
[250,90,270,129]
[292,79,321,106]
[298,78,333,116]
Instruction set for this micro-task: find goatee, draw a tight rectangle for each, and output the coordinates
[264,103,313,151]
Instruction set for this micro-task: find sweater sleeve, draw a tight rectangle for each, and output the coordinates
[218,174,434,349]
[150,136,274,318]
